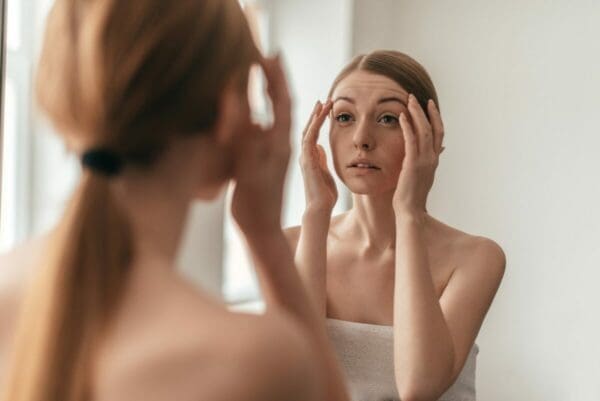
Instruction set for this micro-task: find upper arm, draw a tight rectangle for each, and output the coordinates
[439,237,506,380]
[283,225,302,255]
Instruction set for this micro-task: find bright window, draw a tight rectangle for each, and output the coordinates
[6,0,20,51]
[1,0,71,252]
[1,0,29,252]
[222,0,270,303]
[0,80,17,251]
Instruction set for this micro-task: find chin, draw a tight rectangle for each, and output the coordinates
[342,177,395,196]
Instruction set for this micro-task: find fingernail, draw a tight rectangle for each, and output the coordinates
[409,94,415,102]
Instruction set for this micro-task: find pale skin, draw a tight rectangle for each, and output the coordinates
[285,70,506,401]
[0,57,349,401]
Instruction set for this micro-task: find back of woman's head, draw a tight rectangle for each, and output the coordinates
[39,0,258,161]
[2,1,259,401]
[329,50,439,116]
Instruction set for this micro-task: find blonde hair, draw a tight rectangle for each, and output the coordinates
[2,1,259,400]
[329,50,439,116]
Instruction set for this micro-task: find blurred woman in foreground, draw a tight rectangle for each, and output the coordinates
[0,1,349,400]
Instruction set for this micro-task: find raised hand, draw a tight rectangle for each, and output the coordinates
[230,55,292,234]
[300,100,338,213]
[393,94,445,216]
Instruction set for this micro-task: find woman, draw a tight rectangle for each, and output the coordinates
[0,1,349,401]
[286,50,506,401]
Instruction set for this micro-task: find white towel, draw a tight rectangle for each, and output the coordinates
[327,318,479,401]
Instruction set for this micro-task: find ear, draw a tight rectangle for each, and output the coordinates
[213,78,243,146]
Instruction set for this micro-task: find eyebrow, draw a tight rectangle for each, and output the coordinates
[332,96,355,105]
[333,96,407,107]
[378,97,407,106]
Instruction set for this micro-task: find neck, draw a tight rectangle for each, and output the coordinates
[114,171,192,270]
[112,137,218,271]
[350,190,397,251]
[349,191,429,251]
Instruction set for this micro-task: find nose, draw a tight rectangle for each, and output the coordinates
[352,120,375,151]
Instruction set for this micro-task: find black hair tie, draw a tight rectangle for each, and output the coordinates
[81,148,124,177]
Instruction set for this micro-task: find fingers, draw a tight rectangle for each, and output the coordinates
[427,99,445,155]
[316,144,329,170]
[303,100,332,146]
[400,112,417,163]
[407,94,433,155]
[302,101,322,141]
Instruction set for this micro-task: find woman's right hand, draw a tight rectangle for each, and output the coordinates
[300,100,338,213]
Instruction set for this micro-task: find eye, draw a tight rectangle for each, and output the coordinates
[335,113,354,124]
[378,114,399,125]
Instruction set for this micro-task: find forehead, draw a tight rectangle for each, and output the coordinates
[332,70,408,103]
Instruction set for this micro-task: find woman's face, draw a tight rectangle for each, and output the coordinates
[329,70,410,195]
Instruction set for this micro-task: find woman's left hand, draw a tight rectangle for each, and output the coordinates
[393,94,445,216]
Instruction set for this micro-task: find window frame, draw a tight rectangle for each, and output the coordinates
[0,0,6,225]
[1,0,37,251]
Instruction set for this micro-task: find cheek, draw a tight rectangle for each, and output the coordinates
[379,134,406,172]
[328,130,347,177]
[394,137,406,164]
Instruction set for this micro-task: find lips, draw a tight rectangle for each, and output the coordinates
[347,158,381,170]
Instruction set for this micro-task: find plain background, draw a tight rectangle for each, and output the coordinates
[1,1,599,400]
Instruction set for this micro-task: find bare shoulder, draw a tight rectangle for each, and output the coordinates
[457,234,505,273]
[0,235,50,378]
[98,299,319,401]
[438,221,506,277]
[0,234,48,286]
[220,311,320,401]
[0,234,50,317]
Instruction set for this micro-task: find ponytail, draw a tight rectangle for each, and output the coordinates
[2,173,133,401]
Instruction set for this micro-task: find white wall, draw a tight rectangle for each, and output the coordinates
[352,1,600,400]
